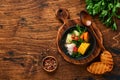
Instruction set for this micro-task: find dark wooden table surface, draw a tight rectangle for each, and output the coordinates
[0,0,120,80]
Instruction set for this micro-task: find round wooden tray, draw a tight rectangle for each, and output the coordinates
[56,8,102,65]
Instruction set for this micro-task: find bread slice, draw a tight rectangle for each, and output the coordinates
[101,51,113,65]
[107,64,113,72]
[87,62,112,74]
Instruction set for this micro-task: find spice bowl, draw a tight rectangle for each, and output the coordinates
[42,56,58,72]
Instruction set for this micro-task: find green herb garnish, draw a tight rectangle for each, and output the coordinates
[71,52,82,58]
[76,24,86,34]
[72,39,84,47]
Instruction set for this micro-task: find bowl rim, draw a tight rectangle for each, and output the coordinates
[59,25,97,60]
[41,56,58,72]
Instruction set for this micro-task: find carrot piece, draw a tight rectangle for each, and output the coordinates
[83,32,89,42]
[80,33,84,39]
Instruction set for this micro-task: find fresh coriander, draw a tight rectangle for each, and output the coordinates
[86,0,120,30]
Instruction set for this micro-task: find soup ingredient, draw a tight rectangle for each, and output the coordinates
[83,32,89,42]
[71,34,75,39]
[78,42,90,55]
[73,30,80,36]
[65,43,76,55]
[76,24,87,34]
[72,34,79,41]
[80,33,84,39]
[71,30,79,41]
[74,36,79,41]
[73,46,78,52]
[80,32,89,42]
[65,25,90,58]
[66,34,72,43]
[86,0,120,30]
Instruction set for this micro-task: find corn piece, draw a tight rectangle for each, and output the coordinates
[78,42,90,55]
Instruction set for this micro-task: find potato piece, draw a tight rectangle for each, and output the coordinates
[73,30,80,36]
[78,42,90,55]
[66,34,72,43]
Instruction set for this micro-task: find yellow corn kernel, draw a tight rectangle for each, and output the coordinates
[78,42,90,55]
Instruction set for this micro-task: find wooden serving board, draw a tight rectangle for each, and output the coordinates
[56,8,103,65]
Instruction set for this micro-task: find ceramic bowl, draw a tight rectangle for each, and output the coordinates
[59,25,96,60]
[42,56,58,72]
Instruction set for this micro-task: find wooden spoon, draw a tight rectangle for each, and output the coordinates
[80,11,106,51]
[80,11,114,62]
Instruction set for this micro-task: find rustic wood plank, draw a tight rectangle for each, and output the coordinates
[0,0,120,80]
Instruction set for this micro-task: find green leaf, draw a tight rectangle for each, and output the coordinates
[72,40,78,46]
[108,3,114,10]
[116,3,120,8]
[76,53,82,58]
[86,3,94,15]
[92,1,102,15]
[85,0,119,30]
[85,0,92,4]
[99,10,108,18]
[112,22,117,30]
[103,17,112,27]
[106,17,112,23]
[117,15,120,19]
[76,24,82,34]
[112,6,116,13]
[115,13,120,19]
[101,1,105,6]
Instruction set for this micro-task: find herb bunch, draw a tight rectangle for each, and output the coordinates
[86,0,120,30]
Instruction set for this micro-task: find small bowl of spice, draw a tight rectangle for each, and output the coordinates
[42,56,58,72]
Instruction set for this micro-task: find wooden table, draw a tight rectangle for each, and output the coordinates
[0,0,120,80]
